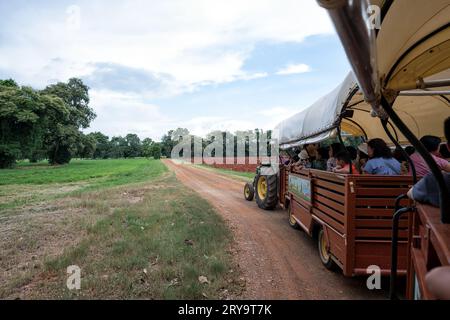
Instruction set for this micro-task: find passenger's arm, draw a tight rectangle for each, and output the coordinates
[407,187,414,200]
[443,162,450,172]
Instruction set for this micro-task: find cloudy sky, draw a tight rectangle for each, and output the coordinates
[0,0,351,140]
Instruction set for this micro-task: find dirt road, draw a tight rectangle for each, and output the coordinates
[164,160,388,300]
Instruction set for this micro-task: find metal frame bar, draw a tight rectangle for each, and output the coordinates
[336,126,353,174]
[399,90,450,96]
[389,201,414,300]
[416,79,450,90]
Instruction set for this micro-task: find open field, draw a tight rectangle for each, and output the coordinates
[0,159,241,299]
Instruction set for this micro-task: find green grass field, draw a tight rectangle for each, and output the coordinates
[0,159,241,299]
[0,159,166,210]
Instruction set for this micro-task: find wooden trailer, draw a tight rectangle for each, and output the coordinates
[279,166,413,276]
[318,0,450,299]
[406,204,450,299]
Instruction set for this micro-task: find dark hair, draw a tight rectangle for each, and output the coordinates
[317,147,329,160]
[439,143,450,159]
[392,148,406,162]
[445,117,450,142]
[405,146,415,156]
[358,149,368,160]
[420,135,441,153]
[336,151,351,164]
[346,146,357,161]
[329,143,342,157]
[367,138,392,159]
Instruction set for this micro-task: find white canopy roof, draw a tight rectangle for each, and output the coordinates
[275,72,450,149]
[374,0,450,91]
[275,73,357,149]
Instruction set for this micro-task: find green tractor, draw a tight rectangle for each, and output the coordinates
[244,163,278,210]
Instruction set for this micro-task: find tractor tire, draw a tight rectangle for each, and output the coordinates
[318,228,337,271]
[255,174,278,210]
[244,182,255,201]
[288,205,300,229]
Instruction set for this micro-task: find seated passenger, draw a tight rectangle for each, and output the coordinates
[363,138,401,175]
[297,143,318,169]
[327,143,342,172]
[333,151,358,174]
[408,117,450,208]
[279,150,291,166]
[409,135,450,176]
[405,146,415,156]
[312,147,328,171]
[393,147,409,175]
[439,143,450,161]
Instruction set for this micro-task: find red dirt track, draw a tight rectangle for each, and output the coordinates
[164,160,388,300]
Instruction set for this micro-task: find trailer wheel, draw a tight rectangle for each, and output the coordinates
[255,174,278,210]
[288,205,300,229]
[244,182,254,201]
[318,228,337,270]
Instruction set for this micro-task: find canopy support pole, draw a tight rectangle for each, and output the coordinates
[380,119,417,184]
[336,126,353,174]
[381,96,450,223]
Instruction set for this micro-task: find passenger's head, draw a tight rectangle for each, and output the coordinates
[445,117,450,146]
[346,146,357,161]
[439,143,450,159]
[393,148,406,162]
[367,138,392,159]
[328,143,342,158]
[420,135,441,155]
[305,143,318,153]
[317,147,329,160]
[405,146,415,156]
[336,151,351,166]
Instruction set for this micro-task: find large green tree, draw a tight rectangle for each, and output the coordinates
[0,80,68,168]
[124,133,141,158]
[41,78,96,164]
[141,138,154,158]
[88,132,110,159]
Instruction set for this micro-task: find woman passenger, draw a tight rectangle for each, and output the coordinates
[312,147,328,171]
[363,138,401,175]
[333,151,358,174]
[327,143,342,172]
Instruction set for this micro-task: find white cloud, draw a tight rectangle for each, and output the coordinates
[258,106,300,128]
[276,63,312,75]
[1,1,334,139]
[86,90,172,140]
[0,0,333,91]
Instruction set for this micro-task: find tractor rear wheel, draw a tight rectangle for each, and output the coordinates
[255,174,278,210]
[244,182,254,201]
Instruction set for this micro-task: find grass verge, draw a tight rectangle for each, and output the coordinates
[0,160,241,299]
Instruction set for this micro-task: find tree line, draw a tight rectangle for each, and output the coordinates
[0,77,271,168]
[0,78,163,168]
